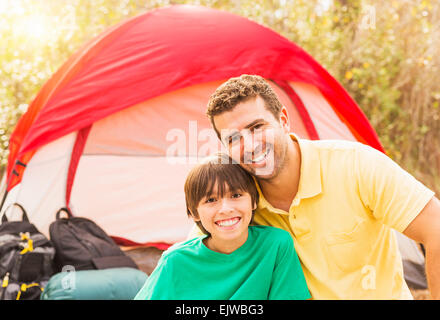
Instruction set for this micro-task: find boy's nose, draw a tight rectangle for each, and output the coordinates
[218,198,234,213]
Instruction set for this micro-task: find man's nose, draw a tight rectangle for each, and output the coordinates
[241,129,255,154]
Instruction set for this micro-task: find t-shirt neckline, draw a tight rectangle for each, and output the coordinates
[199,227,254,260]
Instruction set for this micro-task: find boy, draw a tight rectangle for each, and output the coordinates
[134,153,310,300]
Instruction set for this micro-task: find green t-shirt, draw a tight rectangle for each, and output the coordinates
[134,225,310,300]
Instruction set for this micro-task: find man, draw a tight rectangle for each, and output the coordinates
[196,74,440,299]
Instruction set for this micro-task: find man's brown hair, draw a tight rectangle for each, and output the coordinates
[207,74,283,136]
[184,153,259,235]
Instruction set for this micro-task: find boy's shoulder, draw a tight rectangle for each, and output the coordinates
[249,226,295,256]
[162,236,203,260]
[162,236,205,260]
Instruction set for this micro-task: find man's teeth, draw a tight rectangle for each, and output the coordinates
[216,217,240,227]
[252,149,269,163]
[252,152,266,162]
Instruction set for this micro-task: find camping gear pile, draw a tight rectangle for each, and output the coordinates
[0,4,427,296]
[0,204,145,300]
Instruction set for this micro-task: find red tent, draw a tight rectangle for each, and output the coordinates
[1,5,383,249]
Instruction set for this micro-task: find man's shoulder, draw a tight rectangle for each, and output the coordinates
[300,138,383,165]
[305,138,369,152]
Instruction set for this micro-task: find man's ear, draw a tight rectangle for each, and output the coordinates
[279,106,290,133]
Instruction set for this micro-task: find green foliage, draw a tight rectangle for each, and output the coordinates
[1,0,439,193]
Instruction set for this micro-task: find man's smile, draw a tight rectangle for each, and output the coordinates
[244,143,272,165]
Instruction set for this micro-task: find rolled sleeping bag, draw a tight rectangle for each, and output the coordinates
[40,267,148,300]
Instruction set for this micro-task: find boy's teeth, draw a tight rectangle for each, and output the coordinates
[217,217,240,227]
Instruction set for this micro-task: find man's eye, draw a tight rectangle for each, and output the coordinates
[228,134,241,145]
[251,124,263,131]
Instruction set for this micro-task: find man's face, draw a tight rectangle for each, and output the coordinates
[212,96,290,180]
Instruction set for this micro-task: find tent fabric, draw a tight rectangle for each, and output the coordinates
[274,80,320,140]
[5,4,383,194]
[66,125,91,209]
[2,133,76,235]
[81,80,311,158]
[290,82,356,140]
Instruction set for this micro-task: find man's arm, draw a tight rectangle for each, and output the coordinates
[403,196,440,299]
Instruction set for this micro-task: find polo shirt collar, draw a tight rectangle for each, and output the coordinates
[292,133,322,201]
[255,133,322,210]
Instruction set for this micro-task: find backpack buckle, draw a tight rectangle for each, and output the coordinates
[19,232,34,254]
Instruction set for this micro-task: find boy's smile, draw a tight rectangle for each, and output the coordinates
[215,216,241,228]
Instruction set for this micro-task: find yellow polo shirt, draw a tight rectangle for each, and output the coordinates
[252,134,434,299]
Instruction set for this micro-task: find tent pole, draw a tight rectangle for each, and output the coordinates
[0,189,9,214]
[0,160,22,214]
[0,165,14,214]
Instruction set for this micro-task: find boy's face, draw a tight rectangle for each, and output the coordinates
[192,184,255,245]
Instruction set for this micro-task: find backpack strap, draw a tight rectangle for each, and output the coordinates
[56,207,73,220]
[1,203,29,223]
[15,283,43,300]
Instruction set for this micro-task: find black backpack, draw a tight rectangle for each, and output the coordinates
[0,203,55,300]
[49,207,138,272]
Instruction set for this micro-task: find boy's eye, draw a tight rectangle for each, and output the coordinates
[205,197,216,203]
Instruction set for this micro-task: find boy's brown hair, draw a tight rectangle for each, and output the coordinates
[206,74,283,136]
[184,153,259,235]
